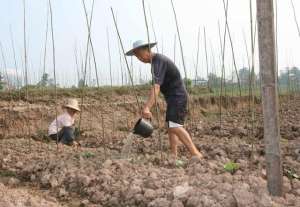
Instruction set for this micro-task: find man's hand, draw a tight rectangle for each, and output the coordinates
[72,141,80,148]
[142,106,152,119]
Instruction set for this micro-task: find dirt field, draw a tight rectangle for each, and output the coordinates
[0,90,299,207]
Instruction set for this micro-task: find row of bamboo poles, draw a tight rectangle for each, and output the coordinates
[0,0,299,166]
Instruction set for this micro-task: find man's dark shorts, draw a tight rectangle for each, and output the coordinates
[166,98,188,125]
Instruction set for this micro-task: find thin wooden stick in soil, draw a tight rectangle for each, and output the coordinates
[82,0,100,88]
[173,34,176,63]
[78,0,95,133]
[107,28,115,140]
[48,0,59,150]
[222,0,242,97]
[148,4,159,53]
[40,5,49,152]
[23,0,32,152]
[142,0,163,160]
[9,27,21,94]
[203,26,210,92]
[217,21,226,136]
[111,7,142,110]
[249,0,257,164]
[0,42,13,138]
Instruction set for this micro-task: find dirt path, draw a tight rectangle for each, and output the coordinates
[0,183,63,207]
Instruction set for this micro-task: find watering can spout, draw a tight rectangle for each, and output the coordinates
[133,118,154,138]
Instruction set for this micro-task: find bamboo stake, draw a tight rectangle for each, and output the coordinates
[170,0,192,128]
[23,0,29,100]
[291,0,300,37]
[203,27,210,92]
[210,41,217,92]
[195,27,200,86]
[173,34,176,63]
[111,8,141,110]
[170,0,188,89]
[130,57,134,84]
[88,51,92,86]
[0,43,10,89]
[117,41,124,86]
[107,28,115,140]
[48,0,59,150]
[78,0,96,132]
[0,42,12,138]
[23,0,32,151]
[74,44,81,85]
[161,37,164,55]
[39,4,49,151]
[142,0,163,161]
[148,4,159,53]
[101,112,107,159]
[217,20,226,134]
[82,0,100,87]
[114,19,130,130]
[9,27,21,92]
[222,0,241,97]
[249,0,257,162]
[19,51,25,87]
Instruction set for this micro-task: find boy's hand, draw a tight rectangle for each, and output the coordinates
[142,106,152,119]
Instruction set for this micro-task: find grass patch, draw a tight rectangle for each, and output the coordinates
[0,170,17,177]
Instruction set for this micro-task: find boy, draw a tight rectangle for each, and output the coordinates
[48,98,80,146]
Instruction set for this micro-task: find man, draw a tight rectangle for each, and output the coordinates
[126,40,203,160]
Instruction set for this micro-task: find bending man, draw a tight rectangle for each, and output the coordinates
[126,40,203,160]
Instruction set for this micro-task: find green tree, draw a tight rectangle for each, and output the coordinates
[183,78,192,89]
[0,73,5,90]
[37,73,49,87]
[78,79,86,88]
[208,73,221,88]
[238,67,250,85]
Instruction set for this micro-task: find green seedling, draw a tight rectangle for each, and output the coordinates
[284,168,300,180]
[224,161,239,174]
[82,151,95,159]
[175,159,185,168]
[0,170,17,177]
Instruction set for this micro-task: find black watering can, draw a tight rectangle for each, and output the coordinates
[133,118,154,138]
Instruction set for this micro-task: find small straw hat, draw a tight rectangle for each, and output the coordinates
[125,40,157,56]
[63,99,81,112]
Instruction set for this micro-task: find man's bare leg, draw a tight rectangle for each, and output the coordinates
[168,127,203,159]
[168,131,179,158]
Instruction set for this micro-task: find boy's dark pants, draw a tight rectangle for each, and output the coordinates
[49,127,75,145]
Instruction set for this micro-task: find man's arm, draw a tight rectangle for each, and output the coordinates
[145,84,160,109]
[142,84,160,118]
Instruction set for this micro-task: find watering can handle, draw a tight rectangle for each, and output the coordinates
[141,117,152,123]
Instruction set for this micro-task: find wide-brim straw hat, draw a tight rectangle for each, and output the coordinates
[125,40,157,56]
[63,99,81,112]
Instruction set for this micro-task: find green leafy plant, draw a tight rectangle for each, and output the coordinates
[284,167,300,180]
[82,151,95,159]
[224,161,239,174]
[0,170,16,177]
[175,159,185,168]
